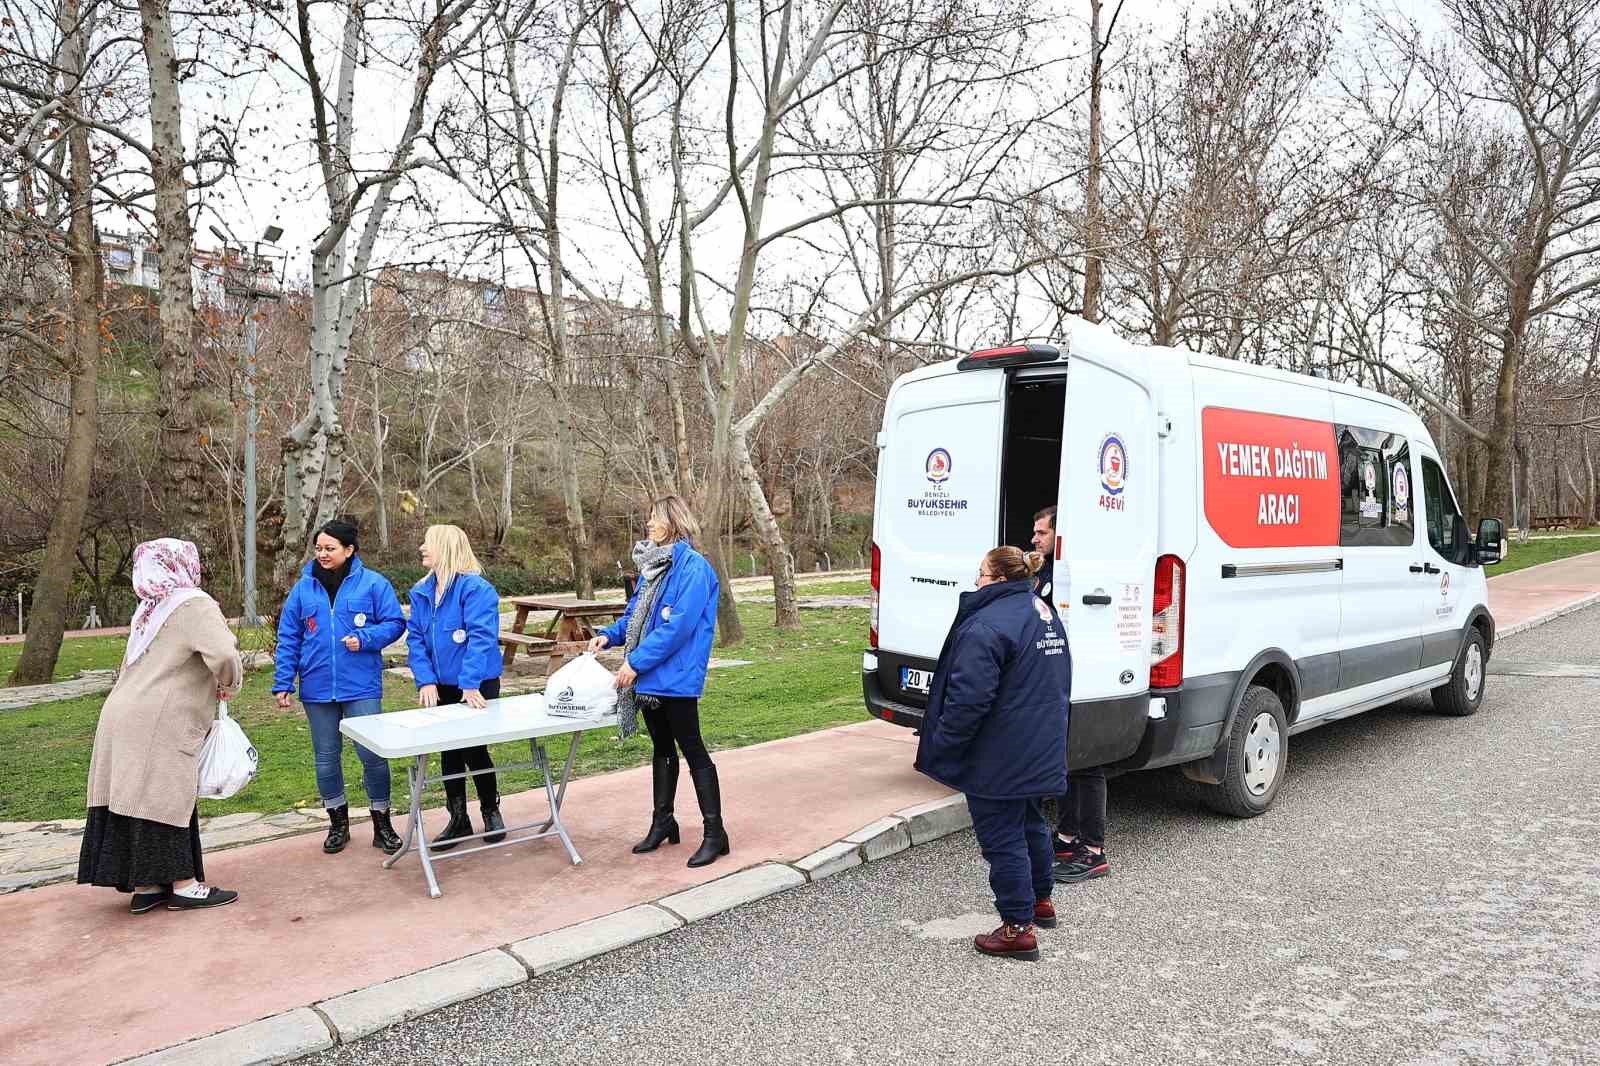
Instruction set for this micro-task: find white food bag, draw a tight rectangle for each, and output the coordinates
[544,653,620,718]
[197,701,260,800]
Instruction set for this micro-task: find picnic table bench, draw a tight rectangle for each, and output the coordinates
[500,595,629,671]
[1529,514,1585,531]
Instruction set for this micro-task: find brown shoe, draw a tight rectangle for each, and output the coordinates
[1033,899,1057,929]
[974,922,1040,961]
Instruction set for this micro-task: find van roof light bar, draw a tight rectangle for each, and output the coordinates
[957,343,1061,371]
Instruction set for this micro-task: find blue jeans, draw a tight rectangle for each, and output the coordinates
[967,795,1054,925]
[303,699,390,810]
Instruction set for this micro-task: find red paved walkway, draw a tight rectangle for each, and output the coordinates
[0,721,946,1066]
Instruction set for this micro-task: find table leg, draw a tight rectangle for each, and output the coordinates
[537,735,584,865]
[513,606,532,634]
[407,754,443,898]
[385,755,424,871]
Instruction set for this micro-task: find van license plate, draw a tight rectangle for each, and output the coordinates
[901,667,932,695]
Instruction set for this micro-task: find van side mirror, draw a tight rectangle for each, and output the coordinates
[1476,517,1505,566]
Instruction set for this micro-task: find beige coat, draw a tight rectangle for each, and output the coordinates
[86,598,243,827]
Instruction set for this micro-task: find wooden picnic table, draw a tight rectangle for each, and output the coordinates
[507,595,629,642]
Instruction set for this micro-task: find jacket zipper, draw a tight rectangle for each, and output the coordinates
[330,573,345,700]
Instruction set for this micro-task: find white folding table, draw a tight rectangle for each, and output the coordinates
[340,694,615,899]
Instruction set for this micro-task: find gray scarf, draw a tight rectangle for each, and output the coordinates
[616,539,675,740]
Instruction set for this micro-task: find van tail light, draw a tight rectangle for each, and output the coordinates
[1150,554,1185,688]
[869,542,881,649]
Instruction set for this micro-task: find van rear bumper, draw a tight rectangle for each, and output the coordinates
[863,653,1219,770]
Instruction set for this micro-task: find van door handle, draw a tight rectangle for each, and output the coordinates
[1082,593,1112,606]
[1423,563,1441,575]
[1408,564,1425,574]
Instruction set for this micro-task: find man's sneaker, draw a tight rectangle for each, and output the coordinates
[1053,834,1082,862]
[1055,848,1109,883]
[1033,899,1058,929]
[974,922,1040,961]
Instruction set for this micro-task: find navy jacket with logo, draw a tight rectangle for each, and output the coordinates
[273,556,407,702]
[914,579,1071,800]
[406,572,503,692]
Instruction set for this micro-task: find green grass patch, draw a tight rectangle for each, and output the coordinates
[1487,537,1600,578]
[0,635,128,683]
[786,578,870,598]
[0,607,871,822]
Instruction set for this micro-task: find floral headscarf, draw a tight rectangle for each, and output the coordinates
[124,539,210,666]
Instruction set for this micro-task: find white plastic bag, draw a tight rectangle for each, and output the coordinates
[197,702,259,800]
[544,653,619,719]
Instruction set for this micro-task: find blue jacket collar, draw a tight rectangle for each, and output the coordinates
[954,577,1030,622]
[303,554,366,580]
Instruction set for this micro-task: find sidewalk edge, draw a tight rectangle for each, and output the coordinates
[1495,591,1600,639]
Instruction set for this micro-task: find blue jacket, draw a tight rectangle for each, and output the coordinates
[598,540,719,698]
[406,572,503,692]
[273,557,407,702]
[914,579,1071,800]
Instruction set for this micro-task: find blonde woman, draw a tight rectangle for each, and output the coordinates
[587,496,726,867]
[406,525,506,850]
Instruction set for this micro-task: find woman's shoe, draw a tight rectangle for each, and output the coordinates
[129,889,170,914]
[686,764,730,868]
[481,804,506,844]
[167,886,239,910]
[633,757,681,853]
[370,810,403,854]
[323,804,350,854]
[431,795,474,852]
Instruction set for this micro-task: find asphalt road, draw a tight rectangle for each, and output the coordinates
[300,611,1600,1066]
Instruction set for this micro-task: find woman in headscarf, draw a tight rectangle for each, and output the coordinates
[587,496,725,867]
[78,539,244,913]
[273,519,408,855]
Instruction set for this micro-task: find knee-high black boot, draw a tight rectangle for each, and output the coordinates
[633,757,681,853]
[477,772,506,844]
[686,764,729,868]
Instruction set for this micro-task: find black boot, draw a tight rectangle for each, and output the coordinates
[632,757,681,853]
[432,794,474,852]
[478,774,506,844]
[370,809,402,855]
[322,804,350,854]
[686,764,730,868]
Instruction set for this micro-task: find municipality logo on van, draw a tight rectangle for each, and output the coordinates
[926,448,952,484]
[1099,435,1127,495]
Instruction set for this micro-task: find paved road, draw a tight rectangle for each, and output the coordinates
[300,612,1600,1066]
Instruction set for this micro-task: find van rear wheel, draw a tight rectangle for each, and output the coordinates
[1431,629,1487,717]
[1199,686,1288,818]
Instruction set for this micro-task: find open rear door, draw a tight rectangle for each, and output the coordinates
[1057,341,1160,766]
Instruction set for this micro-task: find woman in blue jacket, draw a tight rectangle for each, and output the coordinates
[587,496,725,867]
[406,524,506,850]
[273,520,407,855]
[915,546,1071,962]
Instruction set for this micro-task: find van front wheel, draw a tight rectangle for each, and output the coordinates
[1200,686,1288,818]
[1431,629,1487,717]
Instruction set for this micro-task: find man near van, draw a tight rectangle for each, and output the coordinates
[1033,506,1111,881]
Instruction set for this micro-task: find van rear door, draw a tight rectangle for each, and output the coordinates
[875,369,1006,672]
[1057,344,1160,765]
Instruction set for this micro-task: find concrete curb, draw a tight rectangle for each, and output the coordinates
[1496,591,1600,639]
[116,793,979,1064]
[117,1008,333,1066]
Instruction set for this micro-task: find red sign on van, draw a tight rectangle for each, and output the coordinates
[1203,407,1339,548]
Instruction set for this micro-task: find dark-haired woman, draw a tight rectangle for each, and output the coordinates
[915,546,1072,961]
[273,520,407,854]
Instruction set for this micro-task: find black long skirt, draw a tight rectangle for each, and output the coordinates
[77,806,204,893]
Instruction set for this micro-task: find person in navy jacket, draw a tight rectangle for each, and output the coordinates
[915,546,1071,961]
[273,520,407,855]
[406,525,507,851]
[587,496,726,867]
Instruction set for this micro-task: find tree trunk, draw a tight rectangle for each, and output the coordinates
[8,4,100,686]
[139,0,205,541]
[733,428,800,629]
[371,364,389,549]
[497,438,514,548]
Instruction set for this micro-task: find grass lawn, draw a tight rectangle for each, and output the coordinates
[1486,537,1600,578]
[0,607,871,822]
[786,578,870,598]
[0,635,129,682]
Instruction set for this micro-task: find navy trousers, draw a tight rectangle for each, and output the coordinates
[966,795,1054,925]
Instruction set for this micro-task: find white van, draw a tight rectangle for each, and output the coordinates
[863,318,1505,816]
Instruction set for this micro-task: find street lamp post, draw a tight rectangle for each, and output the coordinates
[210,222,283,626]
